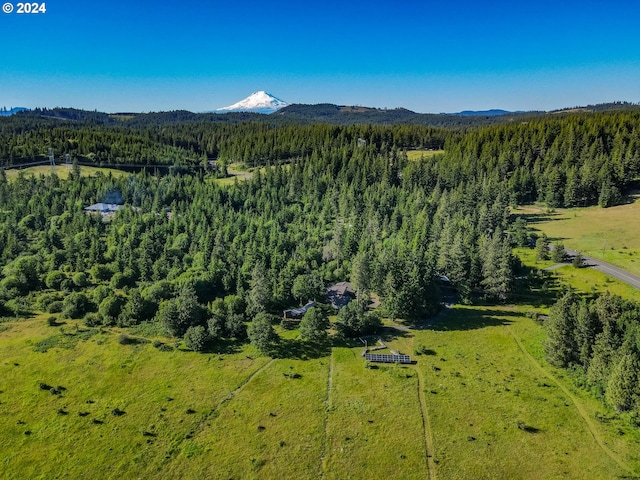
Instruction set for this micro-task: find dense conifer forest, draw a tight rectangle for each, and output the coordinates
[2,107,640,416]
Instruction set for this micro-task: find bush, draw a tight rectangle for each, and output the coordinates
[46,316,58,326]
[47,301,64,314]
[99,295,125,326]
[184,325,208,352]
[72,272,89,288]
[35,292,63,311]
[91,285,113,305]
[45,271,67,290]
[61,292,92,319]
[84,312,103,327]
[90,264,113,283]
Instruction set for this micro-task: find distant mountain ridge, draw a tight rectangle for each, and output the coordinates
[0,107,28,117]
[454,109,514,117]
[3,101,639,128]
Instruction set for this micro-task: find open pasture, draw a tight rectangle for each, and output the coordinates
[517,199,640,276]
[1,308,639,479]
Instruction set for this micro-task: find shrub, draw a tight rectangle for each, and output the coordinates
[99,295,125,326]
[90,264,113,283]
[72,272,89,288]
[61,292,92,319]
[45,271,67,290]
[47,301,64,314]
[184,325,208,352]
[84,313,103,327]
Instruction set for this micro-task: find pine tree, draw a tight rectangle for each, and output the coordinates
[544,292,579,367]
[299,307,329,343]
[606,352,638,412]
[248,312,278,355]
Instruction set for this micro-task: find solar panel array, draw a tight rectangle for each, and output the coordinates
[364,353,412,364]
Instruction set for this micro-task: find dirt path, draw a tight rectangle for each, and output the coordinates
[168,358,275,463]
[415,366,437,480]
[507,327,635,476]
[218,358,275,408]
[320,349,335,477]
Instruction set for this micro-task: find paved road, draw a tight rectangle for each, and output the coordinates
[565,248,640,290]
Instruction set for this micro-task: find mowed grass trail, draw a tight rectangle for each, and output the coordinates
[518,199,640,276]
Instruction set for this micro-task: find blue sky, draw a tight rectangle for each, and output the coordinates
[1,0,639,112]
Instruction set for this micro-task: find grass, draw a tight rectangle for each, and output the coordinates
[4,165,128,180]
[514,246,640,304]
[411,304,640,479]
[516,199,640,276]
[1,309,639,478]
[406,149,445,161]
[323,347,426,478]
[208,163,265,186]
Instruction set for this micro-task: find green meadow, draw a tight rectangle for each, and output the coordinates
[518,199,640,276]
[2,305,639,479]
[514,247,640,303]
[4,165,128,180]
[406,149,445,161]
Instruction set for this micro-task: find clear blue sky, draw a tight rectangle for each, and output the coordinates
[1,0,639,113]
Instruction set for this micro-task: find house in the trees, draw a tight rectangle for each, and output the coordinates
[283,301,317,320]
[327,282,356,309]
[84,203,123,216]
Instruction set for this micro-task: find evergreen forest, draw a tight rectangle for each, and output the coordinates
[2,107,640,418]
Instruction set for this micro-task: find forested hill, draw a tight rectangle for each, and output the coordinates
[1,104,640,353]
[271,104,533,126]
[10,104,532,127]
[0,139,514,340]
[2,108,640,210]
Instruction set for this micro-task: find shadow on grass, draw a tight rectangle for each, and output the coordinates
[202,337,244,355]
[512,266,563,308]
[271,337,331,360]
[421,309,515,331]
[512,212,564,224]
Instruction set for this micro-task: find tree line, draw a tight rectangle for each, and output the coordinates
[545,292,640,415]
[0,138,518,351]
[3,109,640,211]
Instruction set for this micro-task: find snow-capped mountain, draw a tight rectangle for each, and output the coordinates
[216,91,288,114]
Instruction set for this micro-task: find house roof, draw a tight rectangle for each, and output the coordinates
[327,282,355,297]
[84,203,123,213]
[283,301,317,318]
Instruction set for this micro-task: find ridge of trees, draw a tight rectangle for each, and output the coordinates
[0,136,520,351]
[545,292,640,416]
[2,109,640,210]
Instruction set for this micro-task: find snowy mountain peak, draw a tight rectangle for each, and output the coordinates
[216,91,288,114]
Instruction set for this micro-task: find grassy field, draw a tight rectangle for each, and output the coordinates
[406,149,445,161]
[4,165,128,180]
[516,199,640,276]
[514,247,640,303]
[209,164,268,186]
[2,307,639,479]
